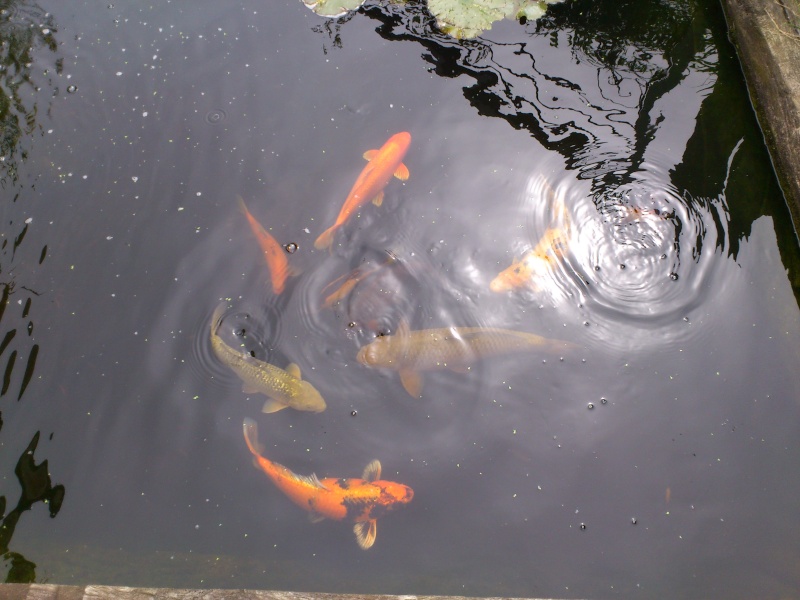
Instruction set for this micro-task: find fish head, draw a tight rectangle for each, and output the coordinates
[377,480,414,511]
[388,131,411,151]
[299,381,327,412]
[355,335,393,366]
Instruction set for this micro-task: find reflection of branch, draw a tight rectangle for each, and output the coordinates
[0,431,65,582]
[0,0,59,185]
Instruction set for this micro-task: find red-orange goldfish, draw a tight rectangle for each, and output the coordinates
[243,418,413,549]
[237,195,292,295]
[314,132,411,250]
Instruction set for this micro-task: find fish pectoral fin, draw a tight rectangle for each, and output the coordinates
[362,459,381,482]
[394,162,409,181]
[308,512,327,523]
[286,362,302,379]
[399,370,423,399]
[242,384,260,395]
[353,520,377,550]
[371,190,384,207]
[262,399,288,413]
[363,149,378,161]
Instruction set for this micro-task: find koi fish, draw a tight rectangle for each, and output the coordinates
[490,226,569,292]
[491,196,572,293]
[243,418,413,549]
[210,304,326,413]
[237,195,292,295]
[356,320,575,398]
[314,132,411,250]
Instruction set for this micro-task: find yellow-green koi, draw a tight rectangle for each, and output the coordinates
[356,321,575,398]
[210,304,326,413]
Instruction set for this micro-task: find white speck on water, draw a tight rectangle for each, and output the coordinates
[142,111,148,117]
[24,217,32,224]
[131,176,138,182]
[196,192,202,196]
[116,71,123,76]
[106,236,113,240]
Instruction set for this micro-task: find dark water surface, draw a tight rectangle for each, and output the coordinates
[2,0,800,597]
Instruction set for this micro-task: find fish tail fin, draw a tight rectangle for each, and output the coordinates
[314,226,336,251]
[242,418,265,457]
[236,194,254,222]
[353,520,377,549]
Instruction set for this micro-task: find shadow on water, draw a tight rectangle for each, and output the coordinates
[343,0,800,304]
[0,0,65,583]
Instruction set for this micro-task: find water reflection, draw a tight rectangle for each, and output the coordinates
[0,0,60,186]
[328,0,796,351]
[0,0,65,583]
[0,431,65,583]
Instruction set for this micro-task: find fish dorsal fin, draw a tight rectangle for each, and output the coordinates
[371,190,384,207]
[363,149,378,161]
[262,399,288,413]
[394,162,409,181]
[353,520,377,549]
[286,362,302,379]
[291,471,328,490]
[362,459,381,481]
[400,369,423,399]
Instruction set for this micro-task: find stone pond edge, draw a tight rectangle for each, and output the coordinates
[721,0,800,226]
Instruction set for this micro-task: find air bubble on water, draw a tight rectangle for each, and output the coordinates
[631,517,637,524]
[131,176,138,182]
[600,397,607,404]
[350,410,357,417]
[66,85,77,93]
[619,264,626,270]
[579,523,586,530]
[669,272,679,281]
[285,242,298,254]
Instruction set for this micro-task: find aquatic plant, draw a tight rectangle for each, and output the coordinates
[301,0,565,38]
[427,0,565,39]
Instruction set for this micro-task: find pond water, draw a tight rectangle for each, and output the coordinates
[2,0,800,597]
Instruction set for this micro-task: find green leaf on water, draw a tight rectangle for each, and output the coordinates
[302,0,366,18]
[427,0,566,39]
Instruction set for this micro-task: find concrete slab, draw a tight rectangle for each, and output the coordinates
[0,586,574,600]
[720,0,800,224]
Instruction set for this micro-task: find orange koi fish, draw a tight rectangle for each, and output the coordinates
[314,132,411,250]
[237,196,292,295]
[490,197,571,293]
[490,226,569,292]
[243,418,413,549]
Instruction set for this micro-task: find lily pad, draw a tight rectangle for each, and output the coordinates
[428,0,566,39]
[302,0,365,18]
